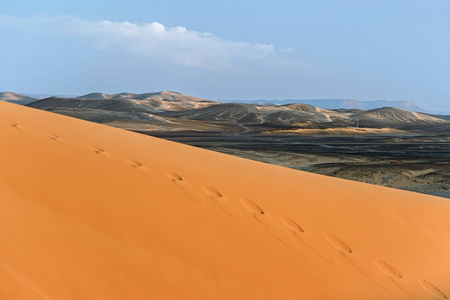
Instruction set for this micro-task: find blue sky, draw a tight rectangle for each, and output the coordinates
[1,0,450,110]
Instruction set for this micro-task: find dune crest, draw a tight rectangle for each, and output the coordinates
[1,101,449,299]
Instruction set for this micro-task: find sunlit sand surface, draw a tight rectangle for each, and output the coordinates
[1,101,449,299]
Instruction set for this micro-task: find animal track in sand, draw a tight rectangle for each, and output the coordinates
[201,185,223,198]
[418,279,447,299]
[240,198,264,215]
[240,200,298,250]
[324,233,352,254]
[373,259,404,279]
[201,186,242,219]
[126,159,148,173]
[5,121,21,128]
[165,171,183,182]
[280,217,304,234]
[164,172,202,203]
[48,134,62,141]
[92,147,105,154]
[127,159,143,168]
[91,147,110,158]
[280,220,338,266]
[323,233,395,291]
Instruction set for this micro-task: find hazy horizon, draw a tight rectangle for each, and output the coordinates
[1,1,450,111]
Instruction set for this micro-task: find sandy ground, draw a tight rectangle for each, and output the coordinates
[1,101,450,299]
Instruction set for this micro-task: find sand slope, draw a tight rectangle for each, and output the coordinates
[1,101,449,299]
[353,107,447,124]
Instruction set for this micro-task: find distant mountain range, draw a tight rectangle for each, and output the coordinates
[23,93,79,99]
[20,91,448,127]
[162,103,448,126]
[1,91,449,115]
[228,99,427,113]
[0,92,37,105]
[28,91,217,113]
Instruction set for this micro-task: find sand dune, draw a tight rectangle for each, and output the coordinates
[134,91,216,111]
[31,91,217,113]
[162,102,448,126]
[353,107,447,124]
[232,99,427,112]
[168,103,263,122]
[25,92,450,127]
[166,102,349,124]
[76,92,114,99]
[1,101,450,299]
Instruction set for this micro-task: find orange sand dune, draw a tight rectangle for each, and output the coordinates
[1,101,449,299]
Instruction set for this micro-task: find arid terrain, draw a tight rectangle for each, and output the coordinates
[5,91,450,198]
[3,3,450,299]
[2,100,450,299]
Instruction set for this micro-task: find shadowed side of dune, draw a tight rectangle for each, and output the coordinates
[0,101,449,300]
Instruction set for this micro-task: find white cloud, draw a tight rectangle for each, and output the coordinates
[0,15,297,69]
